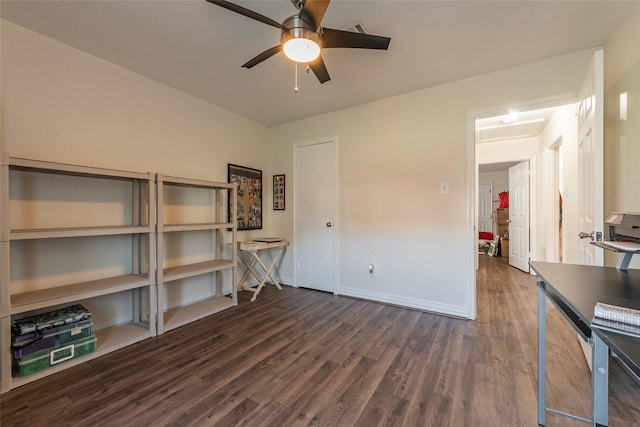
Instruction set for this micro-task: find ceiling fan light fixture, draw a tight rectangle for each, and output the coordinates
[283,37,320,63]
[281,25,321,63]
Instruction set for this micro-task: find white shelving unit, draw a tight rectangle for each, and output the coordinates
[156,174,237,334]
[0,155,156,392]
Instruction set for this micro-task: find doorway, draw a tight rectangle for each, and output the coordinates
[473,98,579,317]
[547,138,564,263]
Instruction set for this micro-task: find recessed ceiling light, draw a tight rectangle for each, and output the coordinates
[501,112,518,124]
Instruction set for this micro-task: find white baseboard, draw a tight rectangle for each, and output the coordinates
[337,285,469,318]
[234,276,466,318]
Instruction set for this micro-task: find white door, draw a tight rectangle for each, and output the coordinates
[578,50,604,267]
[294,140,336,293]
[576,50,604,371]
[509,161,529,272]
[478,183,493,233]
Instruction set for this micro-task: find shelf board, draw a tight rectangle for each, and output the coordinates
[11,322,152,390]
[10,225,151,240]
[94,322,152,352]
[163,296,236,333]
[162,223,232,233]
[162,259,234,283]
[11,274,150,314]
[9,157,150,181]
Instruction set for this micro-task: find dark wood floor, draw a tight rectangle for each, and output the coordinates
[2,256,640,426]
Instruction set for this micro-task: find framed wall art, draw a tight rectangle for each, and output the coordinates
[228,164,262,230]
[273,174,285,210]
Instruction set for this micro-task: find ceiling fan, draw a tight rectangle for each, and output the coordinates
[207,0,391,84]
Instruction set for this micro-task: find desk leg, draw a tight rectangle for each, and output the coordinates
[263,247,285,289]
[237,252,260,288]
[538,286,546,426]
[237,254,251,287]
[592,333,609,426]
[247,252,269,301]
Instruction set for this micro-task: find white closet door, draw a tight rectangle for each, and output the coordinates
[294,140,336,293]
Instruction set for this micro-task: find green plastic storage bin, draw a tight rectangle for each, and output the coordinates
[13,335,97,377]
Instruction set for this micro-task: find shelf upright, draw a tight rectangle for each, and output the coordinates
[1,154,10,393]
[0,156,156,392]
[156,174,237,335]
[1,154,10,316]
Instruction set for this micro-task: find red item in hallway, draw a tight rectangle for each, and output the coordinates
[499,191,509,208]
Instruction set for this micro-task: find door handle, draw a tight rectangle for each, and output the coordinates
[578,231,594,240]
[579,231,603,241]
[326,222,332,228]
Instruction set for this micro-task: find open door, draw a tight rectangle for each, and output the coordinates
[576,50,604,371]
[509,161,530,272]
[577,49,605,267]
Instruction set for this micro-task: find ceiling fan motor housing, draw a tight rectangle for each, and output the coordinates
[281,15,322,48]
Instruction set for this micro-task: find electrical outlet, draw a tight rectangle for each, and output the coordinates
[440,182,449,195]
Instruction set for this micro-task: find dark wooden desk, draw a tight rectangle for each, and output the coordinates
[530,261,640,427]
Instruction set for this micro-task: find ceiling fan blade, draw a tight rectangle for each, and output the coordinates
[299,0,330,30]
[242,46,282,69]
[207,0,285,30]
[322,28,391,50]
[308,55,331,84]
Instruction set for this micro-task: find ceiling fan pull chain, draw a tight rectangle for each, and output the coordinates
[294,61,299,93]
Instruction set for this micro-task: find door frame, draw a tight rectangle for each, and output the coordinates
[545,137,563,262]
[293,137,339,294]
[468,93,578,319]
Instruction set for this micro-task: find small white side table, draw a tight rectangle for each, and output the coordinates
[237,239,289,301]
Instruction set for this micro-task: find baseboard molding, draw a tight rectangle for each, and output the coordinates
[337,285,469,318]
[234,277,466,318]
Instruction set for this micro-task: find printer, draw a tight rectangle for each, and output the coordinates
[598,213,640,270]
[604,213,640,243]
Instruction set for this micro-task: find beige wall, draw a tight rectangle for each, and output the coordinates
[268,49,595,317]
[603,3,640,268]
[477,136,539,166]
[1,20,268,182]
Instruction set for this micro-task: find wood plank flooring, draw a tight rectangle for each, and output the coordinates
[2,255,640,426]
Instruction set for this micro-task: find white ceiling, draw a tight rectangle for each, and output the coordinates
[1,0,635,127]
[476,104,568,173]
[475,105,561,144]
[479,161,519,174]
